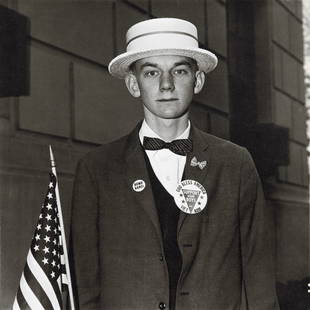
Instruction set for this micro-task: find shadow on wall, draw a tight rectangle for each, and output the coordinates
[277,278,310,310]
[0,5,30,97]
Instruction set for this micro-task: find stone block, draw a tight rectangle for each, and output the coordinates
[0,6,29,97]
[206,0,227,56]
[126,0,149,12]
[0,97,9,118]
[0,136,85,176]
[273,90,292,129]
[273,45,282,89]
[0,136,46,170]
[151,0,206,45]
[289,17,303,61]
[275,201,308,283]
[209,112,230,139]
[272,0,289,49]
[17,1,113,65]
[298,65,305,103]
[282,52,298,99]
[266,177,309,204]
[301,148,309,187]
[278,0,295,15]
[286,142,304,185]
[295,0,303,20]
[277,166,287,182]
[0,118,11,136]
[19,45,70,137]
[73,63,144,144]
[196,59,229,113]
[292,102,307,144]
[115,1,149,55]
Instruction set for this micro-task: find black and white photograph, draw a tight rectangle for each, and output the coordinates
[0,0,309,309]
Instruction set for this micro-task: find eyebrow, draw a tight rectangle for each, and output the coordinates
[139,61,193,70]
[173,61,193,68]
[140,62,159,69]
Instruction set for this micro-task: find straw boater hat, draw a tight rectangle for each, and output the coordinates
[108,17,218,79]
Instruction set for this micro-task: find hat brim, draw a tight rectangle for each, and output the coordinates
[108,48,218,79]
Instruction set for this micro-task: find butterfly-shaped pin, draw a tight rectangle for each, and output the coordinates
[190,156,207,170]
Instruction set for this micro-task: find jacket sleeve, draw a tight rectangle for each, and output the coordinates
[238,149,279,310]
[69,158,100,310]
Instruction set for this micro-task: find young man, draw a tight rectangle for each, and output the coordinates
[70,18,279,309]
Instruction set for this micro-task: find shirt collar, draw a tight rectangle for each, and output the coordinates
[139,119,191,145]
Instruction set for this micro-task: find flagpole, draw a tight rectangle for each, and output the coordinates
[49,145,75,310]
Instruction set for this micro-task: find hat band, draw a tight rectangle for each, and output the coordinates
[127,30,198,47]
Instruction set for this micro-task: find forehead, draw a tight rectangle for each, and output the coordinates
[133,55,196,69]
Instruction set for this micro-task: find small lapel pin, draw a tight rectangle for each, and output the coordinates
[132,179,146,192]
[190,156,207,170]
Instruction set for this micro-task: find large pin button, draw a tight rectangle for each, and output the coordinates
[174,179,208,214]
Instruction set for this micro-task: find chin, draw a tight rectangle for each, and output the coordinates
[158,109,178,117]
[159,107,189,119]
[157,111,186,120]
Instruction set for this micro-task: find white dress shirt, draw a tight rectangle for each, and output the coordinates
[139,120,190,196]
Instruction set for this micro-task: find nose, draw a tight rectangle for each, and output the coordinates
[159,73,175,92]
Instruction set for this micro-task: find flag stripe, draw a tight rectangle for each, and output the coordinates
[12,296,20,310]
[50,271,63,308]
[62,272,69,284]
[60,264,66,274]
[27,251,61,309]
[16,286,29,310]
[23,263,53,310]
[20,273,45,310]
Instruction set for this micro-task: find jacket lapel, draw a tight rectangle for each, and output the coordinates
[178,126,210,233]
[123,124,163,244]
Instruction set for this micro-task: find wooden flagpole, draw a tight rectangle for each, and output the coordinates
[49,145,75,310]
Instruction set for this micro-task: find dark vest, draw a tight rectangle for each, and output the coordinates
[144,152,183,310]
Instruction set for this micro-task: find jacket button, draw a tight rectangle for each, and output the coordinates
[158,302,166,309]
[159,254,164,261]
[180,291,190,296]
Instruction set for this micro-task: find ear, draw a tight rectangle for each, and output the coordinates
[193,71,205,94]
[125,73,141,98]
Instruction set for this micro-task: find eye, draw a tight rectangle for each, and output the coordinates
[173,68,188,76]
[144,70,159,78]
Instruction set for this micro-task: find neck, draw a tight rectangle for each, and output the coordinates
[144,113,189,141]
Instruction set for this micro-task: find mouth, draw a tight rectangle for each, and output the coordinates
[156,98,178,102]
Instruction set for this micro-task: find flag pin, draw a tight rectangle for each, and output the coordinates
[190,156,207,170]
[132,179,146,192]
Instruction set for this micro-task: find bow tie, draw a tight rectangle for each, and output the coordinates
[143,136,193,156]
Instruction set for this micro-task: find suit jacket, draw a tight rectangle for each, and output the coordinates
[70,123,279,310]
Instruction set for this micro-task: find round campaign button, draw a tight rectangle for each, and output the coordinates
[174,179,208,214]
[132,179,146,192]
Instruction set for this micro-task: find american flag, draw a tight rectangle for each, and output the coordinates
[13,172,68,310]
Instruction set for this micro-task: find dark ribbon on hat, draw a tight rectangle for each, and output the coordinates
[143,136,193,156]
